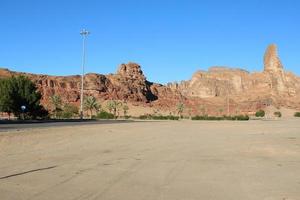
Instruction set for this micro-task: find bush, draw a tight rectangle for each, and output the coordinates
[139,114,179,120]
[274,111,282,118]
[60,104,78,119]
[255,110,265,117]
[95,111,115,119]
[191,115,249,121]
[294,112,300,117]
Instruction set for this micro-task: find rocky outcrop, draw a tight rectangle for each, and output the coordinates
[262,44,287,93]
[1,44,300,116]
[167,44,300,114]
[0,63,174,109]
[264,44,283,73]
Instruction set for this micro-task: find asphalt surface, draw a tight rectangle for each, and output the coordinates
[0,120,133,132]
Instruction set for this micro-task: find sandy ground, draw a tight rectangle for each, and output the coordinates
[0,120,300,200]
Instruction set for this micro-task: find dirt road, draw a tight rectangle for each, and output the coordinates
[0,120,299,200]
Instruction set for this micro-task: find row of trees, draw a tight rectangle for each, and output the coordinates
[49,94,130,119]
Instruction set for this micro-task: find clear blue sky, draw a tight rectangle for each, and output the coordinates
[0,0,299,84]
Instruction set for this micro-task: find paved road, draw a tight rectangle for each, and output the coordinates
[0,120,132,132]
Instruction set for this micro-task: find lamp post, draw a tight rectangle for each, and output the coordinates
[80,29,90,119]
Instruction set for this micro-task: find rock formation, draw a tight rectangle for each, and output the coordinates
[0,44,300,116]
[264,44,284,73]
[168,44,300,114]
[262,44,287,93]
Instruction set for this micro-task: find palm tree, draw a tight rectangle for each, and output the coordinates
[106,100,122,119]
[50,95,62,118]
[176,103,184,118]
[84,96,100,118]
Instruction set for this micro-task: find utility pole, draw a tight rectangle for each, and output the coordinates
[80,29,90,119]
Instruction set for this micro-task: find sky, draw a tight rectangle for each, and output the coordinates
[0,0,299,84]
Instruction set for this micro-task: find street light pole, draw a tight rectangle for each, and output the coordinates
[80,29,90,119]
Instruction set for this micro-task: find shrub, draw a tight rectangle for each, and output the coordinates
[54,104,79,119]
[274,111,282,118]
[294,112,300,117]
[191,115,249,121]
[95,111,115,119]
[60,111,73,119]
[124,115,131,119]
[255,110,265,117]
[139,114,179,120]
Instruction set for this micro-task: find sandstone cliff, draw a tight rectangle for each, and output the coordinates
[0,44,299,116]
[168,44,300,114]
[0,63,181,112]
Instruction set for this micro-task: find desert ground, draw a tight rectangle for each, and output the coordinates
[0,120,299,200]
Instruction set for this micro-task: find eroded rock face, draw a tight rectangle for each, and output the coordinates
[167,44,300,113]
[1,44,300,116]
[0,63,165,109]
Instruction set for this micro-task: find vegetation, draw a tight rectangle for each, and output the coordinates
[139,114,179,120]
[176,103,184,118]
[106,100,122,118]
[294,112,300,117]
[61,104,79,119]
[192,115,249,121]
[255,110,265,117]
[49,95,62,118]
[94,110,115,119]
[122,104,129,117]
[0,76,48,119]
[84,96,100,118]
[274,111,282,118]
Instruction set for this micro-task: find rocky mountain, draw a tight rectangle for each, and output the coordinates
[0,44,299,116]
[0,62,182,112]
[168,44,300,114]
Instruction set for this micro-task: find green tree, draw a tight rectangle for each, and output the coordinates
[50,95,62,118]
[84,96,100,118]
[106,100,122,118]
[176,103,184,118]
[0,76,48,119]
[0,78,13,119]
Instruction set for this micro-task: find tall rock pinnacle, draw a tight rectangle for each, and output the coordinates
[264,44,284,73]
[263,44,287,93]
